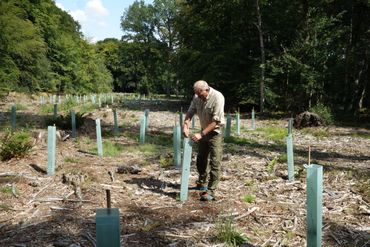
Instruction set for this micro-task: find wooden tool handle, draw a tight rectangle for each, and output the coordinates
[106,189,111,208]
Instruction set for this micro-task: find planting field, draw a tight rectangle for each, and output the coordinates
[0,93,369,247]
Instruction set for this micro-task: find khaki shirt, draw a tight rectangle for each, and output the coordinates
[187,87,225,133]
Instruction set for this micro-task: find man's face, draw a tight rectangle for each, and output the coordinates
[194,88,209,101]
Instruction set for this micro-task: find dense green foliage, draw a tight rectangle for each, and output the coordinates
[1,0,369,116]
[0,130,33,161]
[0,0,112,94]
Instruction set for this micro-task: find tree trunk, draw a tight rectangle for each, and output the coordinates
[256,0,265,113]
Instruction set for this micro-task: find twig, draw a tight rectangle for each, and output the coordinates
[160,233,193,239]
[82,232,97,247]
[361,240,370,247]
[234,207,259,220]
[329,233,342,245]
[255,214,293,220]
[100,184,123,189]
[50,206,73,211]
[27,182,53,205]
[261,235,273,247]
[122,233,136,238]
[12,184,19,198]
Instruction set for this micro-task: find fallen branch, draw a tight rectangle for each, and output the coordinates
[0,172,48,180]
[36,197,94,203]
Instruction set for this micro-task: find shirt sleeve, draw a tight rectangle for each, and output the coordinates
[212,94,225,123]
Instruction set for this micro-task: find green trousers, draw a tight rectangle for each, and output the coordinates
[196,130,223,195]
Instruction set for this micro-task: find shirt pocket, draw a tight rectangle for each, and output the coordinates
[205,106,213,117]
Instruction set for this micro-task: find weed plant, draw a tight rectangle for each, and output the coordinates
[0,129,33,161]
[243,194,255,203]
[215,214,248,246]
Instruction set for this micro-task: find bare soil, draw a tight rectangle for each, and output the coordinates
[0,93,369,247]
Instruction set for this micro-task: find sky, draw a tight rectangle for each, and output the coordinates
[55,0,152,43]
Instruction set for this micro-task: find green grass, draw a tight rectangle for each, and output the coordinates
[15,103,27,111]
[91,141,124,157]
[64,156,80,163]
[242,194,255,203]
[0,186,13,194]
[125,143,165,155]
[255,127,287,143]
[351,133,370,139]
[79,103,97,113]
[40,98,80,114]
[215,214,249,246]
[40,104,54,114]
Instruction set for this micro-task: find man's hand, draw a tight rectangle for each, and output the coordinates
[182,123,190,137]
[191,133,202,142]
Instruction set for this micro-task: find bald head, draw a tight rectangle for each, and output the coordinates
[193,80,209,91]
[193,80,210,100]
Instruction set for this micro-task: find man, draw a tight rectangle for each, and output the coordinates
[182,80,225,201]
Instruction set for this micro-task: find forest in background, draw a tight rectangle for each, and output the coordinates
[0,0,369,116]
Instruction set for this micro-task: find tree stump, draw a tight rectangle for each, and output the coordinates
[294,111,323,129]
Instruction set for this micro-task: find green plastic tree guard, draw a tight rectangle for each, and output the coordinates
[71,110,76,138]
[236,112,240,135]
[144,109,149,131]
[96,190,120,247]
[180,138,192,201]
[286,134,294,181]
[11,105,16,130]
[173,124,181,167]
[96,119,103,157]
[179,111,183,126]
[47,126,56,176]
[139,115,146,144]
[306,164,323,247]
[288,118,293,135]
[53,104,58,119]
[113,109,119,136]
[224,113,231,138]
[251,108,255,130]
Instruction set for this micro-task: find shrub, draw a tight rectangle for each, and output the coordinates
[0,130,33,161]
[310,103,334,125]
